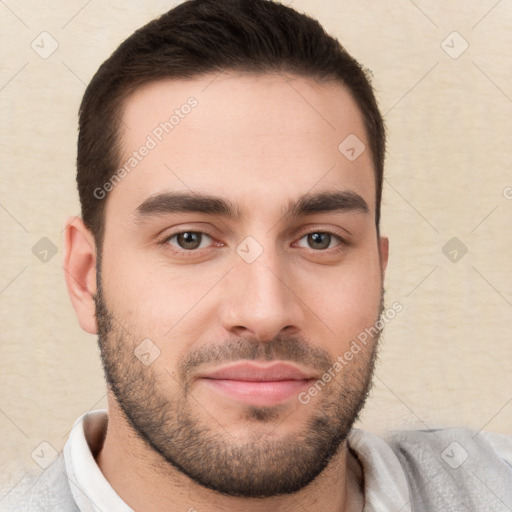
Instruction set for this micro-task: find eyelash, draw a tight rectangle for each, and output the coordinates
[159,229,348,256]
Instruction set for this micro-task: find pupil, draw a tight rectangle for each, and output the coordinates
[309,233,330,250]
[179,232,201,249]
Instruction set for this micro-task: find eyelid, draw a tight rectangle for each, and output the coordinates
[293,225,350,244]
[169,231,212,244]
[157,221,217,240]
[293,230,346,251]
[160,229,218,252]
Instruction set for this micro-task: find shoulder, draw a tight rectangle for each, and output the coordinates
[384,426,512,468]
[1,454,79,512]
[384,427,512,510]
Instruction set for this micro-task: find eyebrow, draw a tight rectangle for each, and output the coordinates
[282,190,369,220]
[134,190,369,222]
[135,192,242,220]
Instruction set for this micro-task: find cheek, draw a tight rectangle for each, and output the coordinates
[101,249,224,341]
[297,258,382,348]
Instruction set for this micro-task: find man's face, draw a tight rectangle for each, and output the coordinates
[95,73,387,497]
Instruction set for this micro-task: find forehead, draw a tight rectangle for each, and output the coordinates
[107,72,375,222]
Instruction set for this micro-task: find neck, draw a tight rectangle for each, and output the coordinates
[96,398,364,512]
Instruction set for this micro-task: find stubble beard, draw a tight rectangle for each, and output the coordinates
[94,276,382,498]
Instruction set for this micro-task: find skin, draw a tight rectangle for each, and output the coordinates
[64,72,389,512]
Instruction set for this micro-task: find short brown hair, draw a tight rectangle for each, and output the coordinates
[77,0,385,249]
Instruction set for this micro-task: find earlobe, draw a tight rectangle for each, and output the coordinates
[63,217,98,334]
[379,236,389,275]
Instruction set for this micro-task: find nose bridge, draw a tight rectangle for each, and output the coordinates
[220,237,302,340]
[242,256,286,308]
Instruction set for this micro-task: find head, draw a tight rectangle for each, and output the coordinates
[65,0,388,499]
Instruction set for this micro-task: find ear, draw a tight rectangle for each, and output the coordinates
[63,216,98,334]
[379,236,389,276]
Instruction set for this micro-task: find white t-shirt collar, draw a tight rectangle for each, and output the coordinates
[64,409,134,512]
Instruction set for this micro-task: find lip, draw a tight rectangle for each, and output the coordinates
[197,361,316,407]
[200,361,316,381]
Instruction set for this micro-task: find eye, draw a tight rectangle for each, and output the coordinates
[165,231,213,251]
[295,231,342,251]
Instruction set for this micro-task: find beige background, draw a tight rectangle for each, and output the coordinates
[1,0,511,498]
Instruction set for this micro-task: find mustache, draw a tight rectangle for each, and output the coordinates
[178,336,333,382]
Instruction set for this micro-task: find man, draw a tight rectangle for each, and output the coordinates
[6,0,512,510]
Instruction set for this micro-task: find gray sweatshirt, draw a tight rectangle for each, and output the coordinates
[2,411,512,511]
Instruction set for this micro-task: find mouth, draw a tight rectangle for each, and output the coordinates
[197,361,317,407]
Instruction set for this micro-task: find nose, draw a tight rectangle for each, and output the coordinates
[218,248,304,342]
